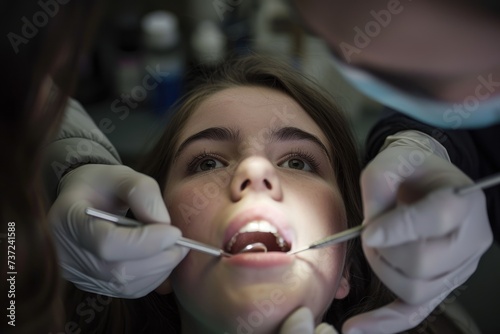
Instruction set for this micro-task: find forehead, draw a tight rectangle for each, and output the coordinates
[180,86,328,143]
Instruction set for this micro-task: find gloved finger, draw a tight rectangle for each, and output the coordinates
[100,246,188,298]
[360,154,400,220]
[364,242,480,304]
[64,201,182,261]
[360,146,472,221]
[106,166,171,225]
[314,323,338,334]
[362,188,483,248]
[62,245,188,298]
[279,307,314,334]
[375,220,492,279]
[342,300,434,334]
[376,238,460,279]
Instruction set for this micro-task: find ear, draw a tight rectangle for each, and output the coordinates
[155,278,173,295]
[334,270,350,300]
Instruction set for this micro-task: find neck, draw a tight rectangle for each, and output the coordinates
[178,306,283,334]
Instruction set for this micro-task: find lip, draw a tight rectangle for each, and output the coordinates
[223,205,295,253]
[223,252,293,268]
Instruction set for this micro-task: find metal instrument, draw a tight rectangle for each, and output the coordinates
[85,208,232,257]
[288,172,500,256]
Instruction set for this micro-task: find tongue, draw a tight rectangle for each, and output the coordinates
[228,232,285,254]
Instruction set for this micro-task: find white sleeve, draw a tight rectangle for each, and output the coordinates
[379,130,451,162]
[43,97,122,201]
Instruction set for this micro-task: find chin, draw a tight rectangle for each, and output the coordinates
[219,305,295,334]
[176,279,313,334]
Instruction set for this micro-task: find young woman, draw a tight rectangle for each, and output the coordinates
[64,55,463,333]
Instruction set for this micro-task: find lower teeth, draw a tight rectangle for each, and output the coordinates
[226,232,290,253]
[239,243,268,253]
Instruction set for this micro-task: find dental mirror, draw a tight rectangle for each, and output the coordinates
[238,242,268,254]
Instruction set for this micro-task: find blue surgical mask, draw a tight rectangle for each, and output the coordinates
[329,55,500,129]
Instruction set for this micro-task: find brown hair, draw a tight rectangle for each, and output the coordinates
[64,54,452,333]
[140,53,390,330]
[1,1,102,333]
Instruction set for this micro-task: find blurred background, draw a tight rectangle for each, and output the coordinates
[74,0,380,166]
[73,1,500,332]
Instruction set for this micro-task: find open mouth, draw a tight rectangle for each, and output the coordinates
[224,220,292,255]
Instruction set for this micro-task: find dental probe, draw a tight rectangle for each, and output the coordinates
[288,172,500,256]
[287,225,363,255]
[85,208,232,258]
[455,172,500,196]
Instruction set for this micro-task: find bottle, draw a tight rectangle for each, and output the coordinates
[253,0,300,67]
[141,10,185,116]
[114,11,142,98]
[191,20,226,65]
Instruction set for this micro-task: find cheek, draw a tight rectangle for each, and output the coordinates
[287,178,347,234]
[313,188,344,225]
[319,244,349,304]
[288,243,348,318]
[164,183,219,299]
[310,188,349,292]
[283,180,349,310]
[164,186,193,231]
[317,243,347,283]
[164,180,223,234]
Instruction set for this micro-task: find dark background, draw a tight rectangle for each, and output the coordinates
[73,1,500,333]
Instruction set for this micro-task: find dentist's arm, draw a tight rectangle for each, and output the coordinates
[43,98,122,202]
[342,130,493,334]
[45,99,187,298]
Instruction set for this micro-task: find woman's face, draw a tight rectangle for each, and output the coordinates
[163,86,350,334]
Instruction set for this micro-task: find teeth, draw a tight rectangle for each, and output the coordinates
[226,220,283,251]
[276,236,285,248]
[238,220,277,234]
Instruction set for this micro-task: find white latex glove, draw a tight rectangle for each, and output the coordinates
[280,307,338,334]
[48,164,188,298]
[343,131,493,334]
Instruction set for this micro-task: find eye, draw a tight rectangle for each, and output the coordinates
[278,149,321,173]
[187,152,226,173]
[197,158,224,172]
[279,156,316,172]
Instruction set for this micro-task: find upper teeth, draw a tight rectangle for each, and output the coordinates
[227,220,284,251]
[238,220,277,234]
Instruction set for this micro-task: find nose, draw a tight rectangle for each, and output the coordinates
[230,157,283,202]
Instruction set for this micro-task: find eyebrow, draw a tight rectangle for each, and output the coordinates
[174,126,331,161]
[271,126,331,161]
[175,127,241,159]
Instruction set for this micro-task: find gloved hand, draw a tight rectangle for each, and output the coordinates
[48,164,188,298]
[343,131,493,334]
[279,307,338,334]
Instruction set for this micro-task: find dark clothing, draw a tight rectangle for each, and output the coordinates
[364,108,500,243]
